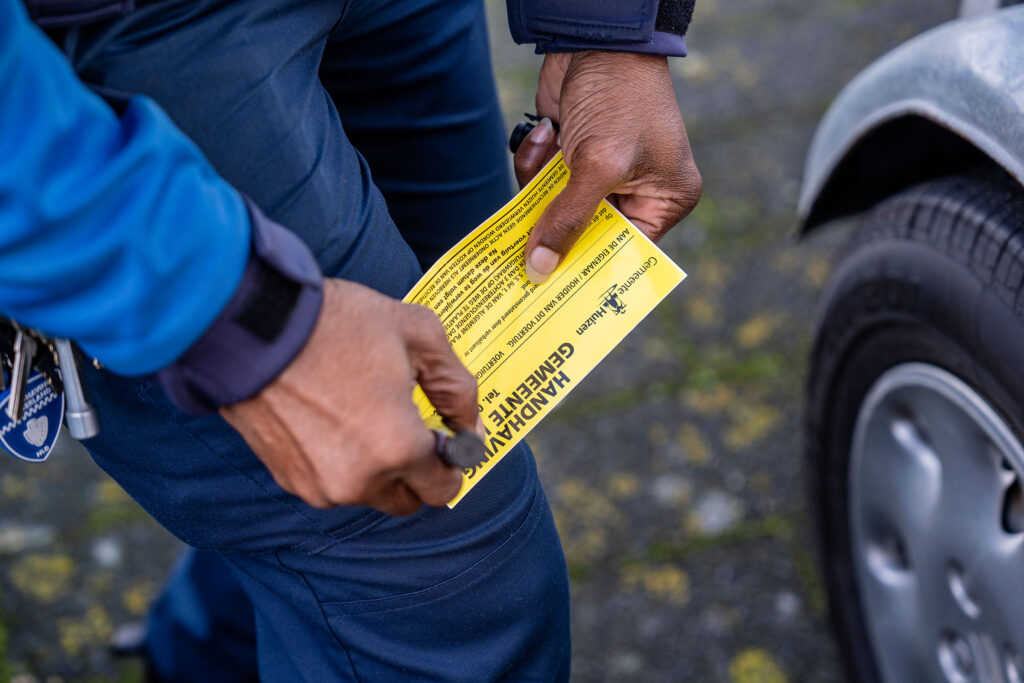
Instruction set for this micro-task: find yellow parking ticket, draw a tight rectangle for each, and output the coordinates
[404,152,686,506]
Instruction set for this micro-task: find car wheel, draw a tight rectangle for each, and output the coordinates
[806,172,1024,682]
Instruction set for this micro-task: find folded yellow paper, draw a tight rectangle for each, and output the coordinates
[404,152,687,506]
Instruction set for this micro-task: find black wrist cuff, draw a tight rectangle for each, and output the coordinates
[656,0,695,37]
[157,197,324,414]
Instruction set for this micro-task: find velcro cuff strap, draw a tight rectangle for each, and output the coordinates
[535,31,686,57]
[656,0,694,36]
[157,198,323,414]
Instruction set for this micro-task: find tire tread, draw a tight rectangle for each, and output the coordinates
[860,172,1024,301]
[805,169,1024,683]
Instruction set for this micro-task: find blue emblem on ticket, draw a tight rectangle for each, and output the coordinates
[0,371,64,462]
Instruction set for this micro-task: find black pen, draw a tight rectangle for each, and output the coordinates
[433,430,486,469]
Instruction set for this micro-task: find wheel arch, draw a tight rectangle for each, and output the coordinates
[798,7,1024,236]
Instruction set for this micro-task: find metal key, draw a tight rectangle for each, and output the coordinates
[33,340,63,396]
[7,327,37,421]
[0,323,16,393]
[54,339,100,440]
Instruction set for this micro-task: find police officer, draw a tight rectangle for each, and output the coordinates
[3,0,701,678]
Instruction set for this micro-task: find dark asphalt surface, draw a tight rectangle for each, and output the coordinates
[0,1,958,680]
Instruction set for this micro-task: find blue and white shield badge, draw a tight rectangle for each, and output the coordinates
[0,371,64,462]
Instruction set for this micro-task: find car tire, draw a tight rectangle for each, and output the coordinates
[806,171,1024,682]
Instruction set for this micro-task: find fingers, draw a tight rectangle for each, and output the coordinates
[513,118,559,188]
[367,414,462,513]
[394,305,477,509]
[401,304,479,434]
[524,166,616,284]
[370,303,476,512]
[520,50,700,283]
[386,304,482,511]
[333,415,461,514]
[614,178,702,243]
[398,427,464,509]
[371,482,423,517]
[223,279,469,516]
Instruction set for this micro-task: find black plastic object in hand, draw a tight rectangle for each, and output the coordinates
[509,113,559,153]
[509,121,536,154]
[433,430,486,469]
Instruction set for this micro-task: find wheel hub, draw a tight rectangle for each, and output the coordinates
[850,363,1024,682]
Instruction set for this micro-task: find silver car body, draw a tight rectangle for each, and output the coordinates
[798,5,1024,233]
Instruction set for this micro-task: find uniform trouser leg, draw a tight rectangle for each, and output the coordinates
[65,0,570,679]
[143,549,258,681]
[320,0,515,269]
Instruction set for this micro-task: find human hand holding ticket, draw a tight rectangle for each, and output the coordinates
[222,280,474,516]
[405,152,687,506]
[518,51,702,285]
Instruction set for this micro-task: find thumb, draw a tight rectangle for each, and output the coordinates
[524,169,613,284]
[513,118,559,189]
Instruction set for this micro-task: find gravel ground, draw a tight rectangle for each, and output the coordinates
[0,1,957,680]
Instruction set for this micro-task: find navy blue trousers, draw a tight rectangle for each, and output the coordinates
[62,0,571,679]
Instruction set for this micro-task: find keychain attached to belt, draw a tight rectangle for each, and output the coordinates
[0,320,100,462]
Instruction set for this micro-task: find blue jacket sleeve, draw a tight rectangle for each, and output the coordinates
[0,0,251,375]
[508,0,694,56]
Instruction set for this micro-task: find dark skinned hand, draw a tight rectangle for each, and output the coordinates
[514,51,702,284]
[221,279,477,516]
